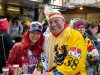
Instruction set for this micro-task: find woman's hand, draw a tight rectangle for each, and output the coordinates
[13,67,23,75]
[91,49,99,60]
[92,55,99,61]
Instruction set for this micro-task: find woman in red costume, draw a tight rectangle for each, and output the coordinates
[6,21,48,75]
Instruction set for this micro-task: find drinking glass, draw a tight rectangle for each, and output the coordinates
[2,67,9,75]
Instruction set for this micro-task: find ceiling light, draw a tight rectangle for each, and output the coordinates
[79,6,83,10]
[7,7,20,11]
[8,8,20,11]
[0,5,2,9]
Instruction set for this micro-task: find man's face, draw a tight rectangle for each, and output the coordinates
[48,17,65,34]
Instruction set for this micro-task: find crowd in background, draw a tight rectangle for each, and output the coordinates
[0,6,100,75]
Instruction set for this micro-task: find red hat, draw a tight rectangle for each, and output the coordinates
[44,5,64,21]
[0,18,10,30]
[73,21,86,29]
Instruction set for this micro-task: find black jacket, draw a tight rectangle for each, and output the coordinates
[86,30,100,50]
[0,33,14,73]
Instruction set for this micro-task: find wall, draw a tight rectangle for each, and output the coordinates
[62,6,100,22]
[63,13,100,22]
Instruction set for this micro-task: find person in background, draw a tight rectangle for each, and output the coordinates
[70,18,99,75]
[9,19,23,43]
[6,21,48,75]
[96,19,100,33]
[86,22,100,50]
[0,18,14,73]
[85,22,100,75]
[43,27,50,39]
[42,19,49,33]
[35,5,87,75]
[23,20,31,35]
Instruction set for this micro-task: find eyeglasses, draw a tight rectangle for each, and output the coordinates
[77,27,85,30]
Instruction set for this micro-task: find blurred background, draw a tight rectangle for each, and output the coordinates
[0,0,100,22]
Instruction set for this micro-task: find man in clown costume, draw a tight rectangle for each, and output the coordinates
[33,5,87,75]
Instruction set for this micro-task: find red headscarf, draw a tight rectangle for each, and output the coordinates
[73,21,86,29]
[21,30,45,57]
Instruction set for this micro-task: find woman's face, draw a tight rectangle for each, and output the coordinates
[91,26,98,35]
[76,26,85,35]
[48,17,65,34]
[29,31,41,44]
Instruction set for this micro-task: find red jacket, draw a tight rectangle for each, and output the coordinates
[6,42,29,74]
[6,30,46,74]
